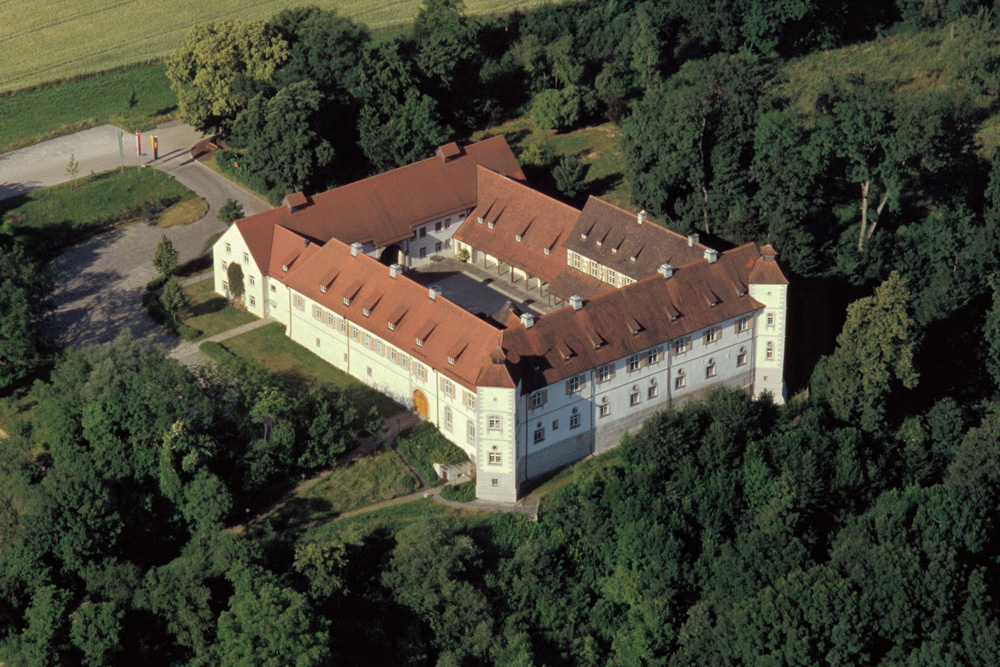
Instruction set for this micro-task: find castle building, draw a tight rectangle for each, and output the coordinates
[213,137,788,502]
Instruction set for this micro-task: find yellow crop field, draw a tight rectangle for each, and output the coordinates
[0,0,555,92]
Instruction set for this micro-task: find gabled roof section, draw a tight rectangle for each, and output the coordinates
[281,235,508,390]
[564,197,710,281]
[547,267,615,301]
[230,136,525,251]
[235,216,279,273]
[453,167,579,283]
[267,225,321,278]
[502,243,766,391]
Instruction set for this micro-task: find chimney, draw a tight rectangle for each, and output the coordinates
[638,210,647,225]
[389,263,403,279]
[704,248,718,263]
[429,285,442,301]
[521,313,535,329]
[350,242,363,258]
[688,233,700,247]
[658,263,674,279]
[569,295,583,311]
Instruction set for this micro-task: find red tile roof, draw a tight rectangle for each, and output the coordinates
[280,236,514,391]
[748,245,790,285]
[563,197,709,280]
[502,243,766,391]
[453,167,579,283]
[235,216,279,274]
[233,136,525,251]
[547,267,616,301]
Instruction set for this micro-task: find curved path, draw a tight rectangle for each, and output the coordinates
[0,121,270,353]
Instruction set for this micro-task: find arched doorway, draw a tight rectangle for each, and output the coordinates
[379,244,403,266]
[413,389,428,419]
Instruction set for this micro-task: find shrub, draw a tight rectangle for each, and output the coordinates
[141,291,200,341]
[396,423,468,487]
[227,262,245,302]
[531,85,582,132]
[145,274,168,291]
[440,479,476,502]
[553,154,588,199]
[217,198,245,225]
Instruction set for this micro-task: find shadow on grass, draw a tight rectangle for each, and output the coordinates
[266,496,335,531]
[187,294,226,318]
[176,253,211,278]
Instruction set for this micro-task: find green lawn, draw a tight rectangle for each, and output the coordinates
[0,167,200,261]
[216,322,404,418]
[298,498,452,541]
[260,451,419,531]
[180,279,257,341]
[0,63,177,154]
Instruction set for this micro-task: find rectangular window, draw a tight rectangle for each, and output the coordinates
[597,364,611,383]
[566,375,581,394]
[419,227,427,238]
[315,338,321,347]
[242,252,249,263]
[339,319,347,334]
[488,416,503,432]
[530,391,544,409]
[466,393,476,410]
[488,452,502,465]
[351,326,359,341]
[630,391,640,406]
[222,281,229,292]
[225,243,231,254]
[648,385,658,400]
[590,261,599,277]
[295,295,304,310]
[444,219,452,229]
[552,419,559,430]
[249,296,256,307]
[314,305,322,320]
[435,242,442,252]
[737,316,751,333]
[442,378,454,398]
[737,351,747,366]
[706,362,717,378]
[628,354,641,372]
[367,367,373,377]
[249,275,256,286]
[766,343,775,361]
[390,348,398,362]
[675,374,686,390]
[647,347,661,365]
[533,425,545,444]
[599,403,610,418]
[572,253,581,269]
[673,338,690,355]
[705,327,721,344]
[491,478,498,487]
[608,269,617,285]
[435,221,442,232]
[270,284,277,293]
[416,364,426,381]
[570,411,581,429]
[767,313,775,327]
[402,355,410,370]
[468,422,476,444]
[326,313,334,327]
[376,341,383,355]
[445,407,453,431]
[419,247,427,259]
[363,333,372,349]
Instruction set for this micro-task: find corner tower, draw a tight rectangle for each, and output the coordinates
[748,245,789,403]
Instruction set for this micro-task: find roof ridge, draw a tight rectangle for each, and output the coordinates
[585,195,708,248]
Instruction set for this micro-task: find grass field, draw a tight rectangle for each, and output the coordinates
[180,279,257,341]
[213,322,404,418]
[260,451,419,531]
[395,422,470,487]
[0,167,200,261]
[0,64,176,153]
[0,0,558,93]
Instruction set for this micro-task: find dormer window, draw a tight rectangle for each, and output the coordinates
[596,239,602,246]
[282,265,289,272]
[611,247,617,253]
[388,322,396,331]
[448,356,456,365]
[581,233,587,240]
[320,285,327,293]
[477,216,484,223]
[488,220,495,229]
[543,248,550,255]
[515,234,522,242]
[343,297,351,306]
[416,338,424,347]
[630,256,636,262]
[363,308,371,317]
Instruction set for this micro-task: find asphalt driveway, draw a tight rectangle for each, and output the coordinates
[0,120,271,353]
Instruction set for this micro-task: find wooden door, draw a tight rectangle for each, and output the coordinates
[413,390,428,419]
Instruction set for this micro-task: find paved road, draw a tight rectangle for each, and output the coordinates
[0,121,271,354]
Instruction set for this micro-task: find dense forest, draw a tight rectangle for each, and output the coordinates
[2,0,1000,664]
